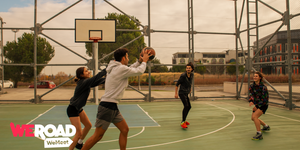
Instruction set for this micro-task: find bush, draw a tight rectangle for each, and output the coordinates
[146,76,155,85]
[129,81,138,86]
[154,81,167,85]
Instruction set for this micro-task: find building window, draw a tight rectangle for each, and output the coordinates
[180,58,185,64]
[218,54,225,58]
[219,58,224,64]
[229,59,236,63]
[211,58,216,63]
[277,44,281,53]
[178,54,189,58]
[293,43,299,53]
[172,59,176,64]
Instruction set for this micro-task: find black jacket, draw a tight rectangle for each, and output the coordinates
[176,72,193,94]
[70,69,106,110]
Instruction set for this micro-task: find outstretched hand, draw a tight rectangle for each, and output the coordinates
[140,47,153,63]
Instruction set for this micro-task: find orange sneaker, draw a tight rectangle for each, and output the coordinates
[181,122,188,128]
[185,121,190,125]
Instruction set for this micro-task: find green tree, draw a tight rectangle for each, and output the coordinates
[4,32,55,87]
[145,58,168,73]
[226,62,244,75]
[85,13,145,64]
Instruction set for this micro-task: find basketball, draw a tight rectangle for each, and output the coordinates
[140,47,155,61]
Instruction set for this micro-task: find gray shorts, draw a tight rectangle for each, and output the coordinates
[95,104,124,130]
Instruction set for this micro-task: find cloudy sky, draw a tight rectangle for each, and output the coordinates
[0,0,299,75]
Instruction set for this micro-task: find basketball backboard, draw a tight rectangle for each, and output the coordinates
[75,19,116,43]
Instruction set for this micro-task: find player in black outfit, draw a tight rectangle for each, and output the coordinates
[175,62,194,129]
[66,67,106,150]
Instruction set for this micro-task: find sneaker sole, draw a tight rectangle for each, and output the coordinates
[261,129,271,132]
[251,138,263,140]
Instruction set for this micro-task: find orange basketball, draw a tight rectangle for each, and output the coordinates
[140,47,155,61]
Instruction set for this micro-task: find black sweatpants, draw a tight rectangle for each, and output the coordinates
[179,93,191,122]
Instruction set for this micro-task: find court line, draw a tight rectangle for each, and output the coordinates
[110,103,235,150]
[26,105,56,125]
[227,103,300,123]
[137,104,161,127]
[97,127,145,143]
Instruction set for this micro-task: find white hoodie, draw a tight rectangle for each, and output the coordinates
[101,60,147,103]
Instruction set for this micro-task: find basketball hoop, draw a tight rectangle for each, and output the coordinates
[89,37,102,43]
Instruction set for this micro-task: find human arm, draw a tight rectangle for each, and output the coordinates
[175,86,179,99]
[83,69,107,87]
[175,75,184,98]
[248,85,255,106]
[257,86,269,107]
[248,85,254,103]
[122,50,152,78]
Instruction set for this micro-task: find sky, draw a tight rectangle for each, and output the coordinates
[0,0,299,75]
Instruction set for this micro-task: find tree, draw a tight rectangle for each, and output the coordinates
[85,13,146,64]
[145,58,168,73]
[226,62,244,75]
[4,32,55,87]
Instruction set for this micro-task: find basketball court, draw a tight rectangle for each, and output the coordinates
[2,100,300,150]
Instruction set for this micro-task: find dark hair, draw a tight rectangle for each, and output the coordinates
[255,71,264,82]
[74,67,85,82]
[114,48,129,62]
[186,62,194,72]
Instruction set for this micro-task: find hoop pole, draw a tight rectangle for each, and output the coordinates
[93,39,99,105]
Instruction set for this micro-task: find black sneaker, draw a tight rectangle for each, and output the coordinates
[75,143,83,149]
[252,132,263,140]
[261,126,271,132]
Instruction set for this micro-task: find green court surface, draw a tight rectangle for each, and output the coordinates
[1,100,300,150]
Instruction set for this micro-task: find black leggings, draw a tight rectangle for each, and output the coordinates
[179,93,191,122]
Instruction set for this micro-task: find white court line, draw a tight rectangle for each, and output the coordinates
[98,127,145,143]
[110,103,235,150]
[137,104,160,127]
[226,103,300,123]
[26,105,56,125]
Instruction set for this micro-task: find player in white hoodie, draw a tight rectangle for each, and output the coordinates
[82,48,151,150]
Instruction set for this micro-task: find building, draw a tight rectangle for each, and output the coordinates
[253,29,300,75]
[172,50,248,74]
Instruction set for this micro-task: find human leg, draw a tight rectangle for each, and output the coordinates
[79,110,92,140]
[251,107,264,140]
[179,94,191,122]
[114,119,129,150]
[69,117,82,150]
[81,127,106,150]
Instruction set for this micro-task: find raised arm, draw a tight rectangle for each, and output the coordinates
[82,69,107,87]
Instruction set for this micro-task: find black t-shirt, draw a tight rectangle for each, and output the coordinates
[69,69,106,110]
[176,72,193,94]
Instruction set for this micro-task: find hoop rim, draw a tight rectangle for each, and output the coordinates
[89,37,102,40]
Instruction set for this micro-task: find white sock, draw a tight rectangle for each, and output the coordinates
[257,131,261,134]
[264,124,268,127]
[78,139,83,144]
